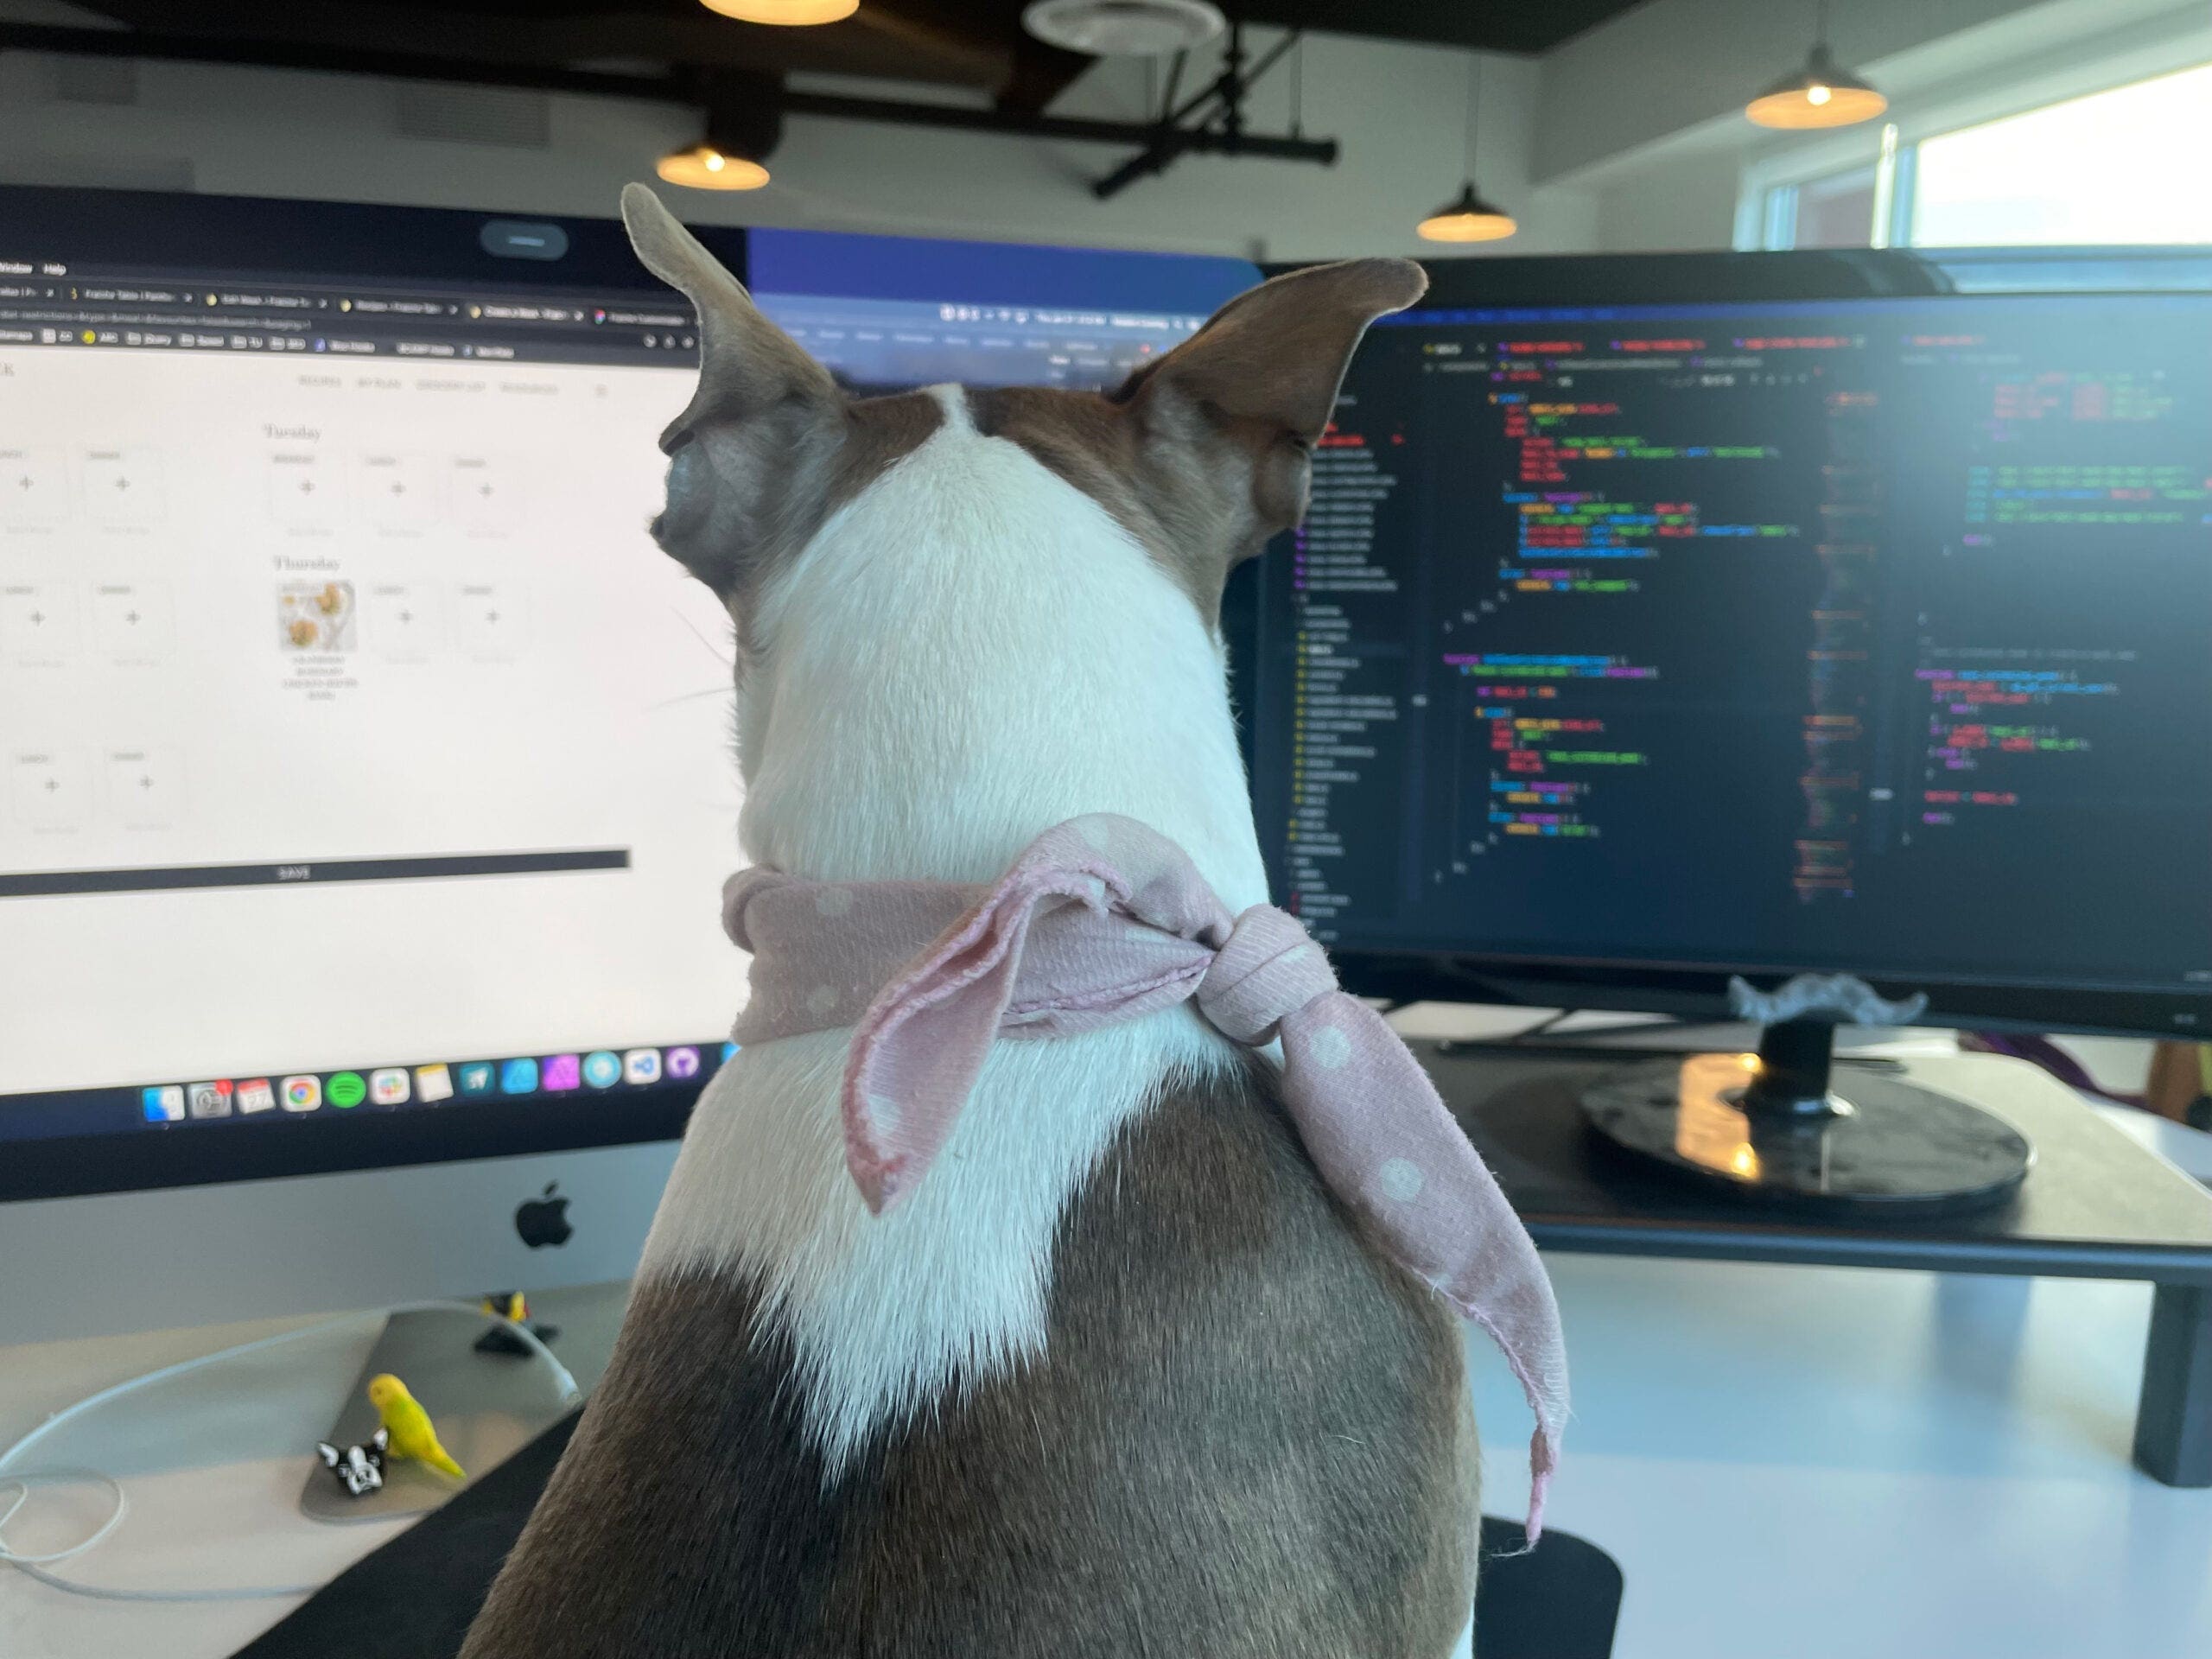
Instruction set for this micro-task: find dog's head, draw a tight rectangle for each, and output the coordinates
[620,185,1424,654]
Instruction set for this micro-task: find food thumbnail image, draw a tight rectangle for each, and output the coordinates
[277,581,357,652]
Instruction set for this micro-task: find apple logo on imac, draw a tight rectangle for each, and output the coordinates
[514,1181,573,1249]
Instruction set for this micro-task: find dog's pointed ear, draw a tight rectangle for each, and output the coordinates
[369,1427,390,1452]
[620,182,839,431]
[1120,258,1427,553]
[316,1442,341,1468]
[620,184,849,598]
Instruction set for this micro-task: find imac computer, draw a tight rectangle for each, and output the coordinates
[1231,246,2212,1213]
[0,186,1257,1343]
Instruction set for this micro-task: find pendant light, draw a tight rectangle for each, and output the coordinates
[657,141,772,191]
[1419,54,1516,245]
[699,0,858,23]
[658,79,783,191]
[1746,0,1888,130]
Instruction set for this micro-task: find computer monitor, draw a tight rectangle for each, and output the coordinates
[1231,247,2212,1042]
[747,227,1239,397]
[0,187,1257,1342]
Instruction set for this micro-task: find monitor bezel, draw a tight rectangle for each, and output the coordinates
[0,182,737,303]
[1234,245,2212,1042]
[0,1090,702,1205]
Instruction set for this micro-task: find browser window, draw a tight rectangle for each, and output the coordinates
[0,259,741,1132]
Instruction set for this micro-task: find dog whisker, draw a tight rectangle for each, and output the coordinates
[644,684,737,713]
[668,601,737,669]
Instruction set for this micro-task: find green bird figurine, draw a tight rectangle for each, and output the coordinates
[365,1371,465,1479]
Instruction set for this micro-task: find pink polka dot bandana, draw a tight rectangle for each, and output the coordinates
[723,812,1567,1537]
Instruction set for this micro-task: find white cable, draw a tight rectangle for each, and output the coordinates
[7,1554,321,1603]
[0,1299,579,1603]
[0,1471,126,1564]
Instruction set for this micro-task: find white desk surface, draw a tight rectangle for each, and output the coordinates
[0,1285,628,1659]
[6,1034,2211,1659]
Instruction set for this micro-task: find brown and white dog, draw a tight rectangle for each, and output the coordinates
[459,187,1476,1659]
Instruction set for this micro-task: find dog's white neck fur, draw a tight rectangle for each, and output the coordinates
[642,388,1268,1470]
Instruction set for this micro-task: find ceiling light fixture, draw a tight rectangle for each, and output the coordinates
[1022,0,1224,58]
[1419,54,1516,245]
[1746,0,1888,130]
[656,142,772,190]
[658,81,784,191]
[1417,181,1516,245]
[699,0,858,25]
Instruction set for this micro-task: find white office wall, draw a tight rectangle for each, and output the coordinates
[1592,152,1750,255]
[0,23,1595,264]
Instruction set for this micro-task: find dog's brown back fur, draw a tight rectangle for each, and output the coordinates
[461,1056,1478,1657]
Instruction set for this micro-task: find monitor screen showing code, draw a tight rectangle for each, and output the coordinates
[1244,291,2212,995]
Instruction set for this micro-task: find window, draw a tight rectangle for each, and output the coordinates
[1791,164,1880,249]
[1754,57,2212,251]
[1912,60,2212,246]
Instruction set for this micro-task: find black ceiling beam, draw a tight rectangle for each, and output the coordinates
[1220,0,1634,55]
[0,22,684,102]
[0,22,1335,169]
[71,0,1011,89]
[991,30,1095,118]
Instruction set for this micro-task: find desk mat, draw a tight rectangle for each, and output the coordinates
[236,1409,1624,1658]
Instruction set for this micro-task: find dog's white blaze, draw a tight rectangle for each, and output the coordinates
[642,389,1268,1471]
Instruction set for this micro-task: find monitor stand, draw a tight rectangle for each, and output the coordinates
[1578,1017,2035,1219]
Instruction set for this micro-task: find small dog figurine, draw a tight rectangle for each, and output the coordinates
[461,188,1565,1659]
[315,1427,389,1498]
